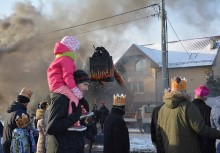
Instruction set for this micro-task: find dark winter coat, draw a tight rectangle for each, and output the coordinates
[3,101,29,153]
[46,93,85,153]
[92,106,99,125]
[150,105,165,153]
[157,91,220,153]
[0,121,3,137]
[103,107,130,153]
[98,106,109,124]
[85,120,97,141]
[192,98,216,153]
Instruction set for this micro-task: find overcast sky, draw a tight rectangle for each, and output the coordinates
[1,0,220,46]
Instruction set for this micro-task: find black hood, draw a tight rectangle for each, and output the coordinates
[191,98,206,106]
[7,101,27,113]
[111,107,125,116]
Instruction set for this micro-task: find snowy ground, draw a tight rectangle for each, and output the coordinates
[85,128,156,153]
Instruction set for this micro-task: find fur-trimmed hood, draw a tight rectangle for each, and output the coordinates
[163,91,190,109]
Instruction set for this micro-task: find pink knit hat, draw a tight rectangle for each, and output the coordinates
[195,85,209,96]
[60,36,80,52]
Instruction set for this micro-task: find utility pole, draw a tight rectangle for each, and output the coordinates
[161,0,169,90]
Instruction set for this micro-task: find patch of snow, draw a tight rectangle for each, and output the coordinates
[87,132,156,152]
[135,44,218,68]
[130,133,156,152]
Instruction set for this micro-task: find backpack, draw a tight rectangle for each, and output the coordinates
[10,127,37,153]
[10,128,30,153]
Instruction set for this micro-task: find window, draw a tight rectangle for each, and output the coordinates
[130,82,144,93]
[135,59,151,76]
[136,59,147,71]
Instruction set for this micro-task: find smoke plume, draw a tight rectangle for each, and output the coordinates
[0,0,219,116]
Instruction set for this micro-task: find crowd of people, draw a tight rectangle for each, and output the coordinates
[1,35,129,153]
[150,76,220,153]
[0,86,113,153]
[2,35,220,153]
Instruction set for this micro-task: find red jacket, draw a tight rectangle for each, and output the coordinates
[47,42,76,91]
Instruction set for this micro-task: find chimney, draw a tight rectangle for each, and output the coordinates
[209,39,217,49]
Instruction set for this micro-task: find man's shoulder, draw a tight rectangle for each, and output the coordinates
[51,93,69,101]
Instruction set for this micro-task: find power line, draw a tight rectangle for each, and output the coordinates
[47,4,159,34]
[45,12,160,43]
[0,4,159,39]
[47,7,148,33]
[166,18,191,56]
[167,18,202,63]
[147,5,195,60]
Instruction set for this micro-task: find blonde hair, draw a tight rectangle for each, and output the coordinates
[36,109,45,120]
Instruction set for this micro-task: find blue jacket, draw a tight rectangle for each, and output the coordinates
[211,103,220,130]
[3,101,28,153]
[211,100,220,153]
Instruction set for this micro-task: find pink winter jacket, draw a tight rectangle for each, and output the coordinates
[47,42,76,91]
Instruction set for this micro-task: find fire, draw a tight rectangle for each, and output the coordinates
[90,68,114,81]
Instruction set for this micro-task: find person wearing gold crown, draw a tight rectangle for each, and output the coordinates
[103,94,130,153]
[10,113,38,153]
[3,87,33,153]
[156,76,220,153]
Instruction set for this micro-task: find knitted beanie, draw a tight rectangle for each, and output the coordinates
[60,36,80,52]
[195,85,209,96]
[74,70,90,84]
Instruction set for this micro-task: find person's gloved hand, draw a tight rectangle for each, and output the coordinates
[71,87,83,99]
[72,102,82,117]
[68,102,82,123]
[79,97,89,112]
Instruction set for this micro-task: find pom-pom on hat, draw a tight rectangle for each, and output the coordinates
[74,70,90,84]
[60,36,80,52]
[195,85,209,97]
[17,87,33,103]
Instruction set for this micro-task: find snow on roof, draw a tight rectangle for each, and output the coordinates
[136,45,218,68]
[135,36,220,68]
[145,36,220,51]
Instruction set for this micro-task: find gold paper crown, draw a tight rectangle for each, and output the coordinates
[113,94,126,106]
[171,76,187,92]
[19,87,33,99]
[15,113,30,128]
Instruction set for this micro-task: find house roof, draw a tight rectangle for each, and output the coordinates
[134,36,220,68]
[135,45,218,68]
